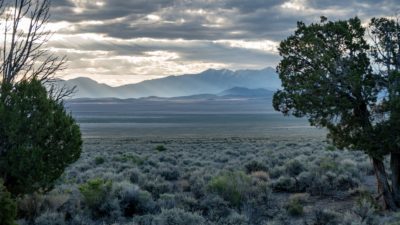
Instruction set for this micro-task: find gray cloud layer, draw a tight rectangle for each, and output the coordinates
[45,0,398,85]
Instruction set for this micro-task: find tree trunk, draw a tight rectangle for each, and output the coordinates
[372,157,398,210]
[391,153,400,206]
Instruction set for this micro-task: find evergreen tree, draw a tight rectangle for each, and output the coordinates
[273,16,400,210]
[0,79,82,196]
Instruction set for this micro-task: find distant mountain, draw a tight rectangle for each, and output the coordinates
[61,67,280,99]
[218,87,274,97]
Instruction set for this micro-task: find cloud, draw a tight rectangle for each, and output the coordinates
[42,0,400,85]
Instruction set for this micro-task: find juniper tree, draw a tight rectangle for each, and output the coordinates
[0,0,82,196]
[273,16,400,210]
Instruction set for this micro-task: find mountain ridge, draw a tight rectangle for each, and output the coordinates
[60,67,280,99]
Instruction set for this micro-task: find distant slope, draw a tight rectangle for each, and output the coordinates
[218,87,274,97]
[61,67,280,99]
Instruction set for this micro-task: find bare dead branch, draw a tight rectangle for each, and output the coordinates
[0,0,73,100]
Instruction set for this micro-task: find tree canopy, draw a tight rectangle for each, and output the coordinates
[273,16,400,210]
[0,79,82,195]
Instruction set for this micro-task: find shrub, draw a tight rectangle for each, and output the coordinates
[250,171,270,182]
[244,161,268,174]
[143,180,172,198]
[343,198,378,225]
[156,145,167,152]
[311,209,340,225]
[117,183,158,217]
[94,156,105,165]
[208,171,252,207]
[117,154,144,165]
[158,194,176,210]
[0,181,17,225]
[272,176,296,192]
[17,193,45,222]
[241,183,276,224]
[355,190,381,211]
[34,212,65,225]
[128,169,141,184]
[78,178,112,217]
[284,159,305,177]
[220,212,249,225]
[286,198,303,217]
[152,208,206,225]
[319,157,338,172]
[160,167,180,181]
[325,145,336,151]
[0,79,82,196]
[199,194,230,221]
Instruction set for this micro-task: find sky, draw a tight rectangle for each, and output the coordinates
[45,0,399,86]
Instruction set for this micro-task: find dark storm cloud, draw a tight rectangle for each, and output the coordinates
[306,0,391,9]
[51,0,176,22]
[224,0,285,13]
[50,0,399,41]
[51,0,74,7]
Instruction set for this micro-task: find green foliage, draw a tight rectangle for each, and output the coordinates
[156,145,167,152]
[325,145,336,151]
[0,79,82,196]
[273,17,384,157]
[286,198,304,217]
[153,208,206,225]
[244,161,268,174]
[0,180,17,225]
[94,156,105,165]
[284,159,305,177]
[208,171,252,207]
[319,157,338,172]
[79,178,112,214]
[356,190,381,211]
[119,187,157,217]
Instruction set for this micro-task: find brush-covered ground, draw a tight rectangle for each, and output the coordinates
[14,135,400,225]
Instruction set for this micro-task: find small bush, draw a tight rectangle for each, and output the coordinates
[17,193,45,222]
[356,190,381,211]
[272,176,296,192]
[0,181,17,225]
[199,194,230,221]
[94,156,105,165]
[250,171,270,182]
[79,178,112,217]
[311,209,340,225]
[343,198,378,225]
[143,180,172,198]
[153,208,206,225]
[208,171,252,207]
[319,157,338,172]
[117,183,158,217]
[286,198,303,217]
[289,193,309,204]
[325,145,336,151]
[160,167,180,181]
[284,159,305,177]
[245,161,268,174]
[128,169,141,184]
[220,212,249,225]
[115,154,144,165]
[156,145,167,152]
[34,212,65,225]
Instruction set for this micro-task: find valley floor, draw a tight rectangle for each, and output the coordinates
[16,134,400,225]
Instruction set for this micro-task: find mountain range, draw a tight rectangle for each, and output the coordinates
[60,67,280,99]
